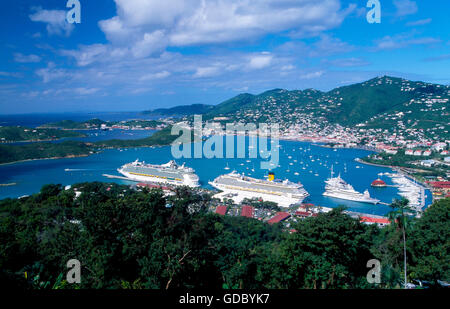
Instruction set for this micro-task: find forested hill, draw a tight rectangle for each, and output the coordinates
[161,76,449,135]
[142,104,214,116]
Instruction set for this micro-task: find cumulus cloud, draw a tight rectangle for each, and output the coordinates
[74,0,353,66]
[248,53,273,70]
[14,53,41,63]
[103,0,352,47]
[29,8,74,36]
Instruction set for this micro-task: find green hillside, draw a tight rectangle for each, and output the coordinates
[179,76,449,138]
[0,141,92,164]
[0,126,84,143]
[204,93,255,118]
[40,118,107,129]
[143,104,214,116]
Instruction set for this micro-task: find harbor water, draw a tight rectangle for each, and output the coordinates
[0,136,433,216]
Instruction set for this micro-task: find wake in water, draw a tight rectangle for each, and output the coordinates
[64,169,93,172]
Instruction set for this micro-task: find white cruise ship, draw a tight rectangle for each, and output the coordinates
[118,160,200,187]
[323,170,379,204]
[209,171,309,208]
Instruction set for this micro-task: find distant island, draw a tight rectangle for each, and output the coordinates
[0,126,85,143]
[39,119,166,131]
[0,126,180,165]
[142,104,214,116]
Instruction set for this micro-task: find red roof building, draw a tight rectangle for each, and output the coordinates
[268,212,291,224]
[427,181,450,189]
[295,211,313,217]
[360,216,390,226]
[371,179,387,187]
[215,205,228,216]
[241,205,254,218]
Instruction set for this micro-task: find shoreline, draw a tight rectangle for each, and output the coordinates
[0,154,92,167]
[0,136,85,144]
[0,142,170,166]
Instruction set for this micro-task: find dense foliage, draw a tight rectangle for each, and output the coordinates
[0,183,448,289]
[0,126,178,164]
[0,126,84,143]
[40,119,164,130]
[0,141,92,164]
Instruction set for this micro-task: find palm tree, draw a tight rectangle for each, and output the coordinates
[388,197,415,289]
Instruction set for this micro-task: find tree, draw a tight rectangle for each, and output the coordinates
[388,197,415,289]
[408,198,450,282]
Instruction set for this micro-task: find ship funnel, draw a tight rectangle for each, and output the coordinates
[268,172,275,181]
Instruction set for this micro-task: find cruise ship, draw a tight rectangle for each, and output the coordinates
[323,170,379,204]
[118,160,200,187]
[209,171,309,208]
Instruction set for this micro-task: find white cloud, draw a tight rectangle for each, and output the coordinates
[374,34,440,50]
[325,57,370,67]
[92,0,352,62]
[393,0,418,17]
[131,31,168,58]
[74,88,100,95]
[140,71,171,81]
[0,72,22,78]
[281,65,295,71]
[14,53,42,63]
[300,71,324,79]
[248,53,273,70]
[193,66,221,78]
[406,18,432,26]
[36,63,71,83]
[29,8,74,36]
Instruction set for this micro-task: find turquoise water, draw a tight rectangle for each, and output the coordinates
[0,136,433,216]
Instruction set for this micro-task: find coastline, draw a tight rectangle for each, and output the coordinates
[0,136,85,144]
[0,142,170,166]
[0,154,92,167]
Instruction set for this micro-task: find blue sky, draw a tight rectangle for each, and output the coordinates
[1,0,449,114]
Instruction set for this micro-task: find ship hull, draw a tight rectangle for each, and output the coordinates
[118,168,199,188]
[209,174,309,208]
[323,192,379,204]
